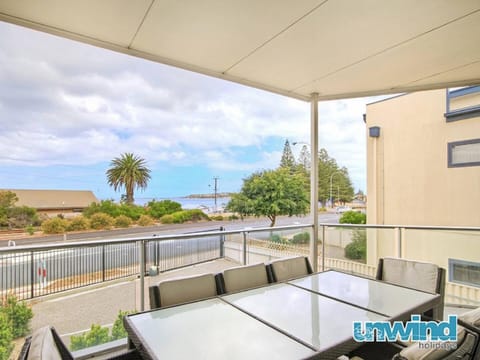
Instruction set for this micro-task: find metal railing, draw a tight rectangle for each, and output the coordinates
[2,222,480,309]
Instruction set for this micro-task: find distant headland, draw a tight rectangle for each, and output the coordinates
[185,192,234,199]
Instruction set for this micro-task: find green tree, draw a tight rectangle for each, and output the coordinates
[106,153,151,205]
[227,168,309,227]
[297,145,311,171]
[279,139,296,171]
[0,191,18,227]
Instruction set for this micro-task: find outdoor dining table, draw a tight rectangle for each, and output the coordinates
[123,270,441,360]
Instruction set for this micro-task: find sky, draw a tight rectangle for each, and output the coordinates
[0,21,378,202]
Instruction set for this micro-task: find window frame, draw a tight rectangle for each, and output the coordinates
[447,138,480,168]
[448,258,480,288]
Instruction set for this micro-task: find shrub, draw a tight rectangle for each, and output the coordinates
[137,215,155,226]
[1,295,33,338]
[66,216,90,231]
[117,204,145,221]
[146,200,182,219]
[89,213,114,230]
[25,225,35,235]
[171,210,209,224]
[115,215,133,228]
[0,313,13,360]
[339,211,366,224]
[6,206,40,228]
[111,310,134,340]
[228,214,239,220]
[270,234,287,244]
[82,200,120,218]
[41,217,68,234]
[291,232,310,244]
[210,215,224,221]
[70,324,110,351]
[345,230,366,260]
[159,214,174,224]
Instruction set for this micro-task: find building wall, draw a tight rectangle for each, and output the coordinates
[366,89,480,227]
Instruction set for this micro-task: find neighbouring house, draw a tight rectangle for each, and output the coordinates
[365,86,480,285]
[2,189,99,217]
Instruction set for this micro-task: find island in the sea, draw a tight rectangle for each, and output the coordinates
[185,192,234,199]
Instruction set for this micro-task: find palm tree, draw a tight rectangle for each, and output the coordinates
[106,153,151,204]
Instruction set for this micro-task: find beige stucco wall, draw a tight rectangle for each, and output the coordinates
[365,89,480,271]
[366,89,480,227]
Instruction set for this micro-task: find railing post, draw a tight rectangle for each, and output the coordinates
[219,226,225,258]
[395,227,402,258]
[242,231,247,265]
[139,240,146,311]
[102,244,106,282]
[30,251,34,299]
[321,225,326,272]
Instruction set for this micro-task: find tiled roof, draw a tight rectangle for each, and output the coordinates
[2,189,99,209]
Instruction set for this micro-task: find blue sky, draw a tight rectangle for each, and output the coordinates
[0,21,377,201]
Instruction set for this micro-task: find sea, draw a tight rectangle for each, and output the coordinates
[133,196,231,213]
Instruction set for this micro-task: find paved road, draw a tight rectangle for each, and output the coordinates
[1,213,340,246]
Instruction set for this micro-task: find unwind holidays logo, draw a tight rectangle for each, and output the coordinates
[353,315,458,349]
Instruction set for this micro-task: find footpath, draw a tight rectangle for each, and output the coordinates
[29,258,238,345]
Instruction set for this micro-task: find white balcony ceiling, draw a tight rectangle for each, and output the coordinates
[0,0,479,101]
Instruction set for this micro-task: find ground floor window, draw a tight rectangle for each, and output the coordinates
[449,258,480,287]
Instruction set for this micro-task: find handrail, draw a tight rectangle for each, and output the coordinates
[0,224,314,253]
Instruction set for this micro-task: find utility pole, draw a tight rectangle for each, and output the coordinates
[212,177,219,212]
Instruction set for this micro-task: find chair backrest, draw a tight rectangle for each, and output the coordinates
[376,257,446,319]
[267,256,313,282]
[219,263,270,294]
[21,326,73,360]
[149,273,218,309]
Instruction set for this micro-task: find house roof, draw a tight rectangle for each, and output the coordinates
[3,189,99,210]
[0,1,479,102]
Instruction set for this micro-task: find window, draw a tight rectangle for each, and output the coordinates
[449,259,480,288]
[448,139,480,167]
[445,86,480,122]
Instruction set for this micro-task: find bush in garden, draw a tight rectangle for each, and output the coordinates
[70,310,135,350]
[89,213,114,230]
[159,214,174,224]
[82,200,120,218]
[70,324,110,351]
[1,295,33,338]
[171,209,209,224]
[146,200,182,219]
[117,204,145,221]
[66,216,90,231]
[41,217,68,234]
[115,215,133,228]
[339,211,366,224]
[0,312,13,360]
[270,234,287,244]
[228,214,239,220]
[210,215,224,221]
[291,232,310,244]
[111,310,134,340]
[137,215,155,226]
[344,230,366,260]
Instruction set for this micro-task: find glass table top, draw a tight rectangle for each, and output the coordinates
[125,298,316,360]
[289,271,440,318]
[222,283,387,352]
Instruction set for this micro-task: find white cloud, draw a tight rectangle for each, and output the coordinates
[0,21,373,194]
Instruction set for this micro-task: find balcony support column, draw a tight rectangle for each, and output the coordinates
[310,93,319,271]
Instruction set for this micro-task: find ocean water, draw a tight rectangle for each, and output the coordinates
[135,197,231,213]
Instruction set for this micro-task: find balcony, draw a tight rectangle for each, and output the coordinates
[2,223,480,358]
